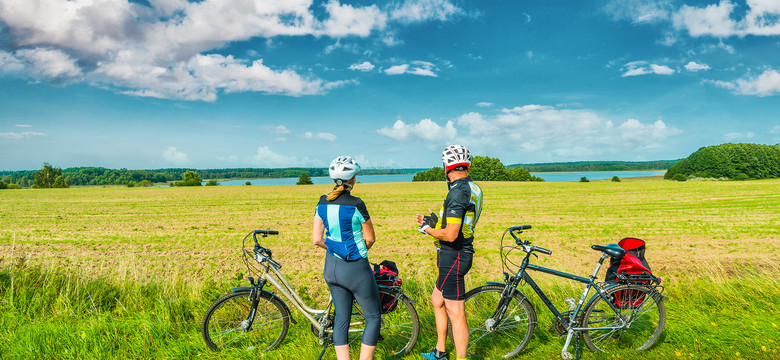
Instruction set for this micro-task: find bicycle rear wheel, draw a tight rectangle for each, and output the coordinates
[581,284,665,352]
[201,290,290,352]
[462,284,536,358]
[348,287,420,357]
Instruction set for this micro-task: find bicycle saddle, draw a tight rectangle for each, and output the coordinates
[591,243,626,258]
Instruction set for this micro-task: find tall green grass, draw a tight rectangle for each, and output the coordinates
[2,262,777,359]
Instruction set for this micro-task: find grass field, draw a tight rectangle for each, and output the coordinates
[1,178,779,359]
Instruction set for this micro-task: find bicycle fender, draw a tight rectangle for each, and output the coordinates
[378,285,417,304]
[231,286,253,292]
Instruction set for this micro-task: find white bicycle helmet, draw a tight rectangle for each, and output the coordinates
[329,156,361,185]
[442,144,471,172]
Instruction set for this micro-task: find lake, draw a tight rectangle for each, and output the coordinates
[211,171,665,186]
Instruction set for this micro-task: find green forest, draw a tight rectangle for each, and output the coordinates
[0,167,418,188]
[664,143,780,180]
[508,160,679,172]
[414,156,544,182]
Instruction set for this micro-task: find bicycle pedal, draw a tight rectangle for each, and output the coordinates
[561,351,573,360]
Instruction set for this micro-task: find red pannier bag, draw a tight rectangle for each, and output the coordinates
[373,260,402,313]
[605,238,661,309]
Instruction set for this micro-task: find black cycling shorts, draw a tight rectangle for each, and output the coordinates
[436,248,473,301]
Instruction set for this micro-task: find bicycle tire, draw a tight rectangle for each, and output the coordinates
[581,284,666,352]
[462,284,536,358]
[201,290,290,352]
[348,287,420,357]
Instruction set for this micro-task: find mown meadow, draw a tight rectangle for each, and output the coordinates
[1,178,778,359]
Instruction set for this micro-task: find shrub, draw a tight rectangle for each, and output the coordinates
[205,179,219,186]
[672,174,687,182]
[136,180,153,187]
[296,172,313,185]
[611,176,621,182]
[580,177,589,182]
[245,181,251,186]
[7,184,21,189]
[0,180,6,189]
[127,181,136,188]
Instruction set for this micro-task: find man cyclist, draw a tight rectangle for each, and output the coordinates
[416,145,483,360]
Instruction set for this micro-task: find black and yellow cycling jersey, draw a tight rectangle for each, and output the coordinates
[433,176,483,253]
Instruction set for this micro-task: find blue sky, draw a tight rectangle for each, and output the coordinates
[1,0,779,171]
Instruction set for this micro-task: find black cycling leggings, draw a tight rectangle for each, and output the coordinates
[323,251,381,346]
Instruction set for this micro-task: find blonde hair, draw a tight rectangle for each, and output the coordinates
[326,183,352,201]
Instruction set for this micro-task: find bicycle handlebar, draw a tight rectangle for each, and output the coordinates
[509,225,532,232]
[254,229,279,235]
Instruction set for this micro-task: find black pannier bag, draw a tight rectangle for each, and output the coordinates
[373,260,402,313]
[604,238,661,309]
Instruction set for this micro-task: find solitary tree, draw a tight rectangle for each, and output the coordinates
[580,176,589,182]
[174,170,202,186]
[297,172,314,185]
[611,176,621,182]
[33,163,69,188]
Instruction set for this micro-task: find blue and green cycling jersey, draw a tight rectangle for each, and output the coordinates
[315,191,371,261]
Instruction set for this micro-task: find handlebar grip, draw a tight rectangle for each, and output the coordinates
[254,229,279,235]
[509,225,532,232]
[535,246,552,255]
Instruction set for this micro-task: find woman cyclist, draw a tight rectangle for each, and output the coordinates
[312,156,381,360]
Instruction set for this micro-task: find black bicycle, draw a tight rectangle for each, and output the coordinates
[462,225,666,359]
[201,229,419,359]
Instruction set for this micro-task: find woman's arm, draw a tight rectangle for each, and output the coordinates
[312,216,327,250]
[361,219,376,250]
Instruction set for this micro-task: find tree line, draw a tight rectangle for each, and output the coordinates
[664,143,780,180]
[413,156,545,182]
[508,160,679,172]
[0,166,419,188]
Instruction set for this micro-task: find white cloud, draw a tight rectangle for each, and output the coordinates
[390,0,462,23]
[621,61,675,77]
[265,125,292,135]
[0,0,403,101]
[162,146,191,166]
[303,132,337,141]
[709,69,780,97]
[250,146,320,167]
[771,125,780,134]
[385,64,409,75]
[673,0,780,37]
[376,119,457,142]
[383,61,438,77]
[476,102,493,108]
[723,132,755,141]
[378,105,682,160]
[15,124,32,128]
[684,61,711,72]
[349,61,375,72]
[0,131,45,140]
[604,0,672,24]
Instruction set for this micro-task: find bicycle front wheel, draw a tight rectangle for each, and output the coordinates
[463,284,536,358]
[377,287,420,356]
[201,290,290,352]
[581,284,666,352]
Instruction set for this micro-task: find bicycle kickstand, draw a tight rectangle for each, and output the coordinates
[316,335,333,360]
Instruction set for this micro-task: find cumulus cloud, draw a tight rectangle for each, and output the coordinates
[0,0,458,101]
[604,0,672,24]
[621,61,675,77]
[303,131,337,141]
[684,61,711,72]
[390,0,462,23]
[162,146,191,165]
[476,102,493,108]
[15,124,32,128]
[709,69,780,97]
[673,0,780,37]
[376,119,457,142]
[349,61,375,72]
[771,125,780,134]
[377,105,683,160]
[0,131,45,140]
[250,146,320,167]
[265,125,292,135]
[723,131,755,141]
[384,61,438,77]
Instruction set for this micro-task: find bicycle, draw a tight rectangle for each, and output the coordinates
[201,229,420,359]
[461,225,667,359]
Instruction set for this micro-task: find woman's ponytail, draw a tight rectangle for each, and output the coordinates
[326,183,351,201]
